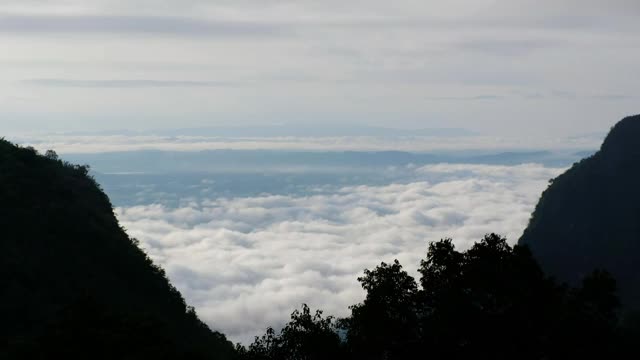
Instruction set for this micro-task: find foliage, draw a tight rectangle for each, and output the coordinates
[243,234,629,360]
[237,304,343,360]
[341,260,419,359]
[0,139,235,359]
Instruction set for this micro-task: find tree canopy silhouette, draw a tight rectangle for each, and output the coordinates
[236,304,343,360]
[0,139,235,359]
[241,234,628,359]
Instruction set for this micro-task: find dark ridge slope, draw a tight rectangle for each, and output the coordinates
[519,114,640,310]
[0,140,234,359]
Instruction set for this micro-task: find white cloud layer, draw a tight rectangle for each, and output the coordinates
[115,163,564,343]
[15,133,600,154]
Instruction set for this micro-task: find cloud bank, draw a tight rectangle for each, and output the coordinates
[0,14,284,36]
[15,133,601,154]
[115,163,564,343]
[22,79,234,88]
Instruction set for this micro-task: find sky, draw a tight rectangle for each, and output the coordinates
[1,0,639,138]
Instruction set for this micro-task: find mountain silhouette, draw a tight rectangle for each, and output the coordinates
[0,140,235,359]
[520,114,640,311]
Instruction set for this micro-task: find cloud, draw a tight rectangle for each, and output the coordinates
[424,95,505,101]
[2,0,638,141]
[1,3,638,139]
[23,79,235,88]
[456,39,565,57]
[590,94,636,101]
[1,3,636,38]
[0,14,284,37]
[13,134,602,154]
[115,163,564,343]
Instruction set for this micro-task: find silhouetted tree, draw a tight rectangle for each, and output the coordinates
[341,260,419,359]
[238,304,343,360]
[414,234,622,359]
[307,235,624,359]
[44,149,58,160]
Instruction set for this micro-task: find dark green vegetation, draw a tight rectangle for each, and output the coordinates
[520,115,640,313]
[0,140,235,359]
[239,234,628,359]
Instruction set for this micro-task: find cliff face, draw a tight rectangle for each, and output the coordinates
[0,140,234,359]
[520,115,640,310]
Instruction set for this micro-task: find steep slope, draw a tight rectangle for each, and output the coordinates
[520,114,640,310]
[0,140,235,359]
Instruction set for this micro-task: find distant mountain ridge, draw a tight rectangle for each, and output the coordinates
[519,114,640,310]
[0,139,235,359]
[63,149,589,175]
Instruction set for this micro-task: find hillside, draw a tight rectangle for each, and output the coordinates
[520,114,640,310]
[0,139,235,359]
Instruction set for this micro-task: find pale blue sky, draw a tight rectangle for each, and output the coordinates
[1,0,638,137]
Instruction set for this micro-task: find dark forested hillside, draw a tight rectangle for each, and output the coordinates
[0,140,235,359]
[520,114,640,311]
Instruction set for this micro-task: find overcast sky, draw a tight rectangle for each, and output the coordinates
[1,0,638,137]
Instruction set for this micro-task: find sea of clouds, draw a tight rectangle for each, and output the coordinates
[14,133,601,154]
[115,163,564,343]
